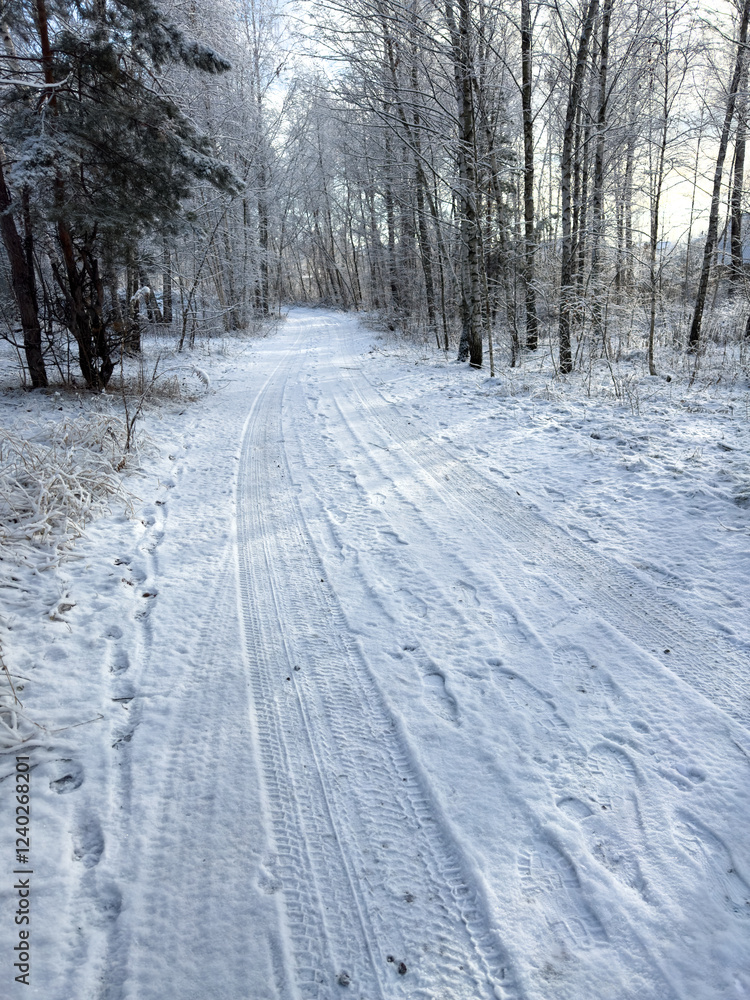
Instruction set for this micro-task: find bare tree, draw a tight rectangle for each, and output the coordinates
[688,0,750,352]
[558,0,600,375]
[520,0,539,351]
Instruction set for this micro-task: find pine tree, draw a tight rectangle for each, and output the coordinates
[1,0,237,388]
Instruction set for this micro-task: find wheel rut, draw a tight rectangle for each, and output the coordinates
[338,338,750,731]
[236,334,518,1000]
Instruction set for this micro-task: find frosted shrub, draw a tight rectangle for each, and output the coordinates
[0,414,131,566]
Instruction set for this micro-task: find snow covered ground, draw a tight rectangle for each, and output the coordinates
[1,308,749,1000]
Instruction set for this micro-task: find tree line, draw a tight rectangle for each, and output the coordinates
[1,0,749,388]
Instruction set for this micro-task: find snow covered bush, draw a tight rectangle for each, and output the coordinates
[0,413,131,568]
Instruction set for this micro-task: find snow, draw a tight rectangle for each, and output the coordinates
[1,308,749,999]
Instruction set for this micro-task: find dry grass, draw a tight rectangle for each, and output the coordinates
[0,412,132,567]
[0,643,38,749]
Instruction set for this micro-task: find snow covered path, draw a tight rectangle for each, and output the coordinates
[9,309,749,1000]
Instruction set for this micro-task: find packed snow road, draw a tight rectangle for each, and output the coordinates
[29,309,749,1000]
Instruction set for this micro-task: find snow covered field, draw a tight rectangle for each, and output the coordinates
[1,308,749,999]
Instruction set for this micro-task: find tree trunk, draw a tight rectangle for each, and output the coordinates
[425,178,451,349]
[0,157,47,387]
[126,254,141,354]
[558,0,599,374]
[258,161,270,315]
[409,22,439,343]
[622,102,635,293]
[520,0,538,350]
[104,256,125,342]
[688,0,750,352]
[55,223,113,388]
[139,267,164,324]
[163,244,173,323]
[559,0,604,375]
[571,102,584,291]
[35,0,113,387]
[646,2,674,376]
[447,0,482,368]
[591,0,613,348]
[383,133,401,317]
[730,65,748,297]
[383,8,440,342]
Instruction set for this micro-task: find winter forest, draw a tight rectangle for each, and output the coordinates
[4,0,750,382]
[1,2,750,1000]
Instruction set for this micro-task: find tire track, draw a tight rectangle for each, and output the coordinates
[287,326,680,998]
[236,322,519,1000]
[95,547,271,1000]
[337,331,750,730]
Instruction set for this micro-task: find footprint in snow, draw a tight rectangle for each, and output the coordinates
[421,671,459,724]
[491,665,569,740]
[50,760,84,794]
[142,529,165,555]
[494,607,527,646]
[95,882,122,924]
[552,644,618,714]
[658,761,707,792]
[395,588,428,620]
[73,813,105,868]
[109,650,130,675]
[566,523,597,544]
[672,809,750,918]
[556,797,594,820]
[565,743,650,900]
[400,645,458,723]
[454,579,481,607]
[518,838,608,950]
[378,527,408,546]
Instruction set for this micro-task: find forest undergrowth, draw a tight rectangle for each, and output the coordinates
[375,301,750,414]
[367,306,750,521]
